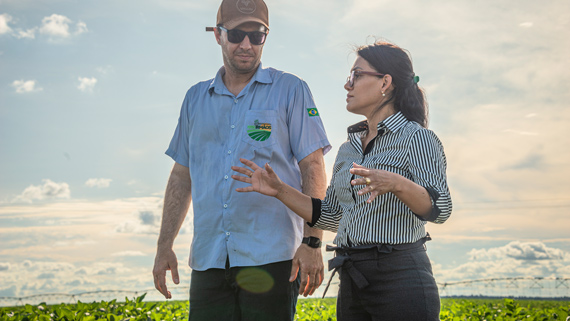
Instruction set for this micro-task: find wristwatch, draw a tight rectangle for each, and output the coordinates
[301,236,322,249]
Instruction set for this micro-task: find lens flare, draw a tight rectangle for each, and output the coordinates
[235,267,274,294]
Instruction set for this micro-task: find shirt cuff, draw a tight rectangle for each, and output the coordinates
[417,186,441,222]
[307,197,322,227]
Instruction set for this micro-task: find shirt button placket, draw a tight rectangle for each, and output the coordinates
[225,97,239,247]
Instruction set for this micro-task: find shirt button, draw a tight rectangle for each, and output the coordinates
[224,204,228,208]
[224,175,229,180]
[234,99,238,103]
[227,150,232,154]
[231,125,235,129]
[226,232,230,236]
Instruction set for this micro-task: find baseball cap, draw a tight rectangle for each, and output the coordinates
[206,0,269,32]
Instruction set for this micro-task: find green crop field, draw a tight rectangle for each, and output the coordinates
[1,294,569,320]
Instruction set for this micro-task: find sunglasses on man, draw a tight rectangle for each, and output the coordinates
[217,26,268,45]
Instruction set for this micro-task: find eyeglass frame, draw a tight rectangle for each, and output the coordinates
[217,26,269,45]
[347,70,386,87]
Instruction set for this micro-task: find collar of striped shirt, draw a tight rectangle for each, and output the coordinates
[347,111,408,136]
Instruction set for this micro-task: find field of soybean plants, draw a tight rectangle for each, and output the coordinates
[1,294,569,320]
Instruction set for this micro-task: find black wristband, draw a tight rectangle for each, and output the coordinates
[307,197,322,227]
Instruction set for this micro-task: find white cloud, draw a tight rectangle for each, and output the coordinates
[12,80,42,93]
[114,207,192,235]
[15,27,37,39]
[19,261,76,273]
[139,211,158,226]
[75,21,88,35]
[0,258,190,302]
[2,13,85,40]
[111,251,147,257]
[469,241,567,261]
[13,179,71,203]
[39,14,72,38]
[114,210,161,234]
[85,178,112,188]
[519,22,533,28]
[77,77,97,92]
[0,261,145,298]
[435,241,570,283]
[0,13,13,35]
[37,272,56,279]
[0,197,192,300]
[54,240,97,247]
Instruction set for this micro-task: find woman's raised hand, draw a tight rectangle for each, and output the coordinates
[231,158,284,197]
[350,162,398,203]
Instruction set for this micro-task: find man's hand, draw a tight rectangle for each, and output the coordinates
[152,248,180,299]
[290,244,324,297]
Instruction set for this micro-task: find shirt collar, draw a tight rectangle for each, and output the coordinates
[347,111,408,136]
[208,62,272,95]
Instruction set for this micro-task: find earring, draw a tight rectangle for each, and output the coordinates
[382,91,386,97]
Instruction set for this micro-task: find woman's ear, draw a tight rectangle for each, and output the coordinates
[382,74,393,92]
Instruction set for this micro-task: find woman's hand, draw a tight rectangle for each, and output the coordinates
[231,158,284,197]
[349,162,399,203]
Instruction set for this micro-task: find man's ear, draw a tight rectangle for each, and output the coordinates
[214,27,222,45]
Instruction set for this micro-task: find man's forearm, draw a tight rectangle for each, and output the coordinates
[157,163,192,249]
[298,149,327,238]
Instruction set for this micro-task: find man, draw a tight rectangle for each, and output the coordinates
[152,0,331,320]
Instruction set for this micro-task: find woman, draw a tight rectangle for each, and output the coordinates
[232,41,452,321]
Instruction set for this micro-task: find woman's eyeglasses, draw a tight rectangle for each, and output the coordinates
[347,70,385,87]
[218,26,268,45]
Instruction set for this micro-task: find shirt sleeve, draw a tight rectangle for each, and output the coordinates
[165,90,191,167]
[407,128,452,224]
[308,154,345,232]
[286,80,331,162]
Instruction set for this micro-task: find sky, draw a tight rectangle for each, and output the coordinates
[1,0,570,303]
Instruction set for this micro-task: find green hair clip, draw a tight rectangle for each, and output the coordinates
[413,75,420,84]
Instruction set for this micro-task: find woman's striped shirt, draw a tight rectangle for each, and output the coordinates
[310,111,452,246]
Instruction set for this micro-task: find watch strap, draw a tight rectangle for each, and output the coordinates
[302,236,322,248]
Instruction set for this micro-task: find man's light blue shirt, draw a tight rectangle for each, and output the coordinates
[166,63,331,270]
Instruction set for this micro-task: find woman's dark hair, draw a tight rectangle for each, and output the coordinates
[357,41,428,128]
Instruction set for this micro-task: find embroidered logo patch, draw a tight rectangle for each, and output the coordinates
[236,0,256,14]
[247,119,272,141]
[307,108,319,117]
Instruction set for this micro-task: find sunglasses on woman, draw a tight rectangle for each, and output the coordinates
[347,70,385,87]
[217,26,268,45]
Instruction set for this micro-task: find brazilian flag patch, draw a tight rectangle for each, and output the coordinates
[307,108,319,117]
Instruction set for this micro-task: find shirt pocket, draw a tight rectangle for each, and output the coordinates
[241,110,278,149]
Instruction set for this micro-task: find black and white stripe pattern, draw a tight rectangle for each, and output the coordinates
[312,112,452,246]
